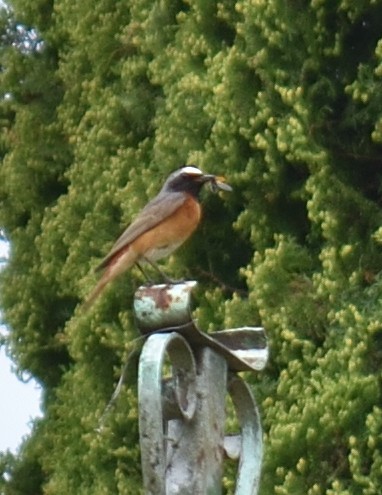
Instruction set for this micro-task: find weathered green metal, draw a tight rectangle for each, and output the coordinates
[165,347,227,494]
[227,375,263,495]
[138,332,197,495]
[135,282,268,495]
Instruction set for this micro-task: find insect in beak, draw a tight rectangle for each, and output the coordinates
[209,175,233,193]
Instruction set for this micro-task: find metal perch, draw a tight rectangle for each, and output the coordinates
[134,281,268,495]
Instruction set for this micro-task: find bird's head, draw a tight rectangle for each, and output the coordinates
[162,165,232,197]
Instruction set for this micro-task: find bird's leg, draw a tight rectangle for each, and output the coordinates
[142,257,183,284]
[135,262,154,284]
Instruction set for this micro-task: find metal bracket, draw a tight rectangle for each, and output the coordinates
[134,282,268,495]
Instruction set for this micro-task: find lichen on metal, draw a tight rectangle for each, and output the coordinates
[135,281,268,495]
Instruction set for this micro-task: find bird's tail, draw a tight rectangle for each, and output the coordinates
[81,246,137,312]
[81,274,111,312]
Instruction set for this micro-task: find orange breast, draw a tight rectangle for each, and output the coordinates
[131,195,201,261]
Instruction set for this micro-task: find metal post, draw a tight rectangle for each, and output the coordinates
[166,347,227,494]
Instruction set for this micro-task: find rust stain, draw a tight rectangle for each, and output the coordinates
[140,286,173,310]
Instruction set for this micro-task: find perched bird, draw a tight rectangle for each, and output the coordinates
[83,166,232,309]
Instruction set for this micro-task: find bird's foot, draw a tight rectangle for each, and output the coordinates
[136,261,185,286]
[139,257,185,285]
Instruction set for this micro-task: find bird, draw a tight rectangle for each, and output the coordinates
[83,165,232,309]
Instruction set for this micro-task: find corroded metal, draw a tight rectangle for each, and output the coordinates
[136,282,268,495]
[134,281,196,333]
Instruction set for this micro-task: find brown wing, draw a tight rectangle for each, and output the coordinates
[96,191,187,271]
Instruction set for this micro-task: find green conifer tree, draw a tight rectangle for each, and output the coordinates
[1,0,382,493]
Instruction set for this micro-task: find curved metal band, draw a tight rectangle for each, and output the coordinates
[228,375,263,495]
[138,332,197,495]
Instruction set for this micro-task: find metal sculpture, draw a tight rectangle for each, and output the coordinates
[134,281,268,495]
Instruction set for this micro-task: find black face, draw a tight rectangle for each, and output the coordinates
[162,167,211,198]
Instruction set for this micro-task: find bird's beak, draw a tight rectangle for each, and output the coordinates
[202,174,233,193]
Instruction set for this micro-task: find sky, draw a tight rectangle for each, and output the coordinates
[0,240,42,453]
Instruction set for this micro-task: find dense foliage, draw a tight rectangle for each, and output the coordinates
[1,0,382,493]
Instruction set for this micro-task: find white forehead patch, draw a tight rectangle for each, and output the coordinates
[180,166,204,176]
